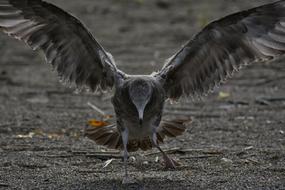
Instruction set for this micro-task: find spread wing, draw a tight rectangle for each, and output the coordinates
[156,0,285,99]
[0,0,125,91]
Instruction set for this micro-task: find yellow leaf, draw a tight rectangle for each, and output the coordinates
[218,92,230,99]
[88,119,109,128]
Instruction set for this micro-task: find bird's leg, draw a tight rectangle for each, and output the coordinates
[121,128,131,183]
[152,127,179,169]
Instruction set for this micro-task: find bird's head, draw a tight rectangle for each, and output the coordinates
[128,79,153,125]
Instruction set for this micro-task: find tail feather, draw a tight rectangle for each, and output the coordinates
[85,124,122,150]
[158,119,189,138]
[85,118,191,152]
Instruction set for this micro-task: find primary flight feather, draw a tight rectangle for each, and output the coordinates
[0,0,125,91]
[157,1,285,99]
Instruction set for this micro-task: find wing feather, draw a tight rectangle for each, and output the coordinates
[156,0,285,99]
[0,0,125,91]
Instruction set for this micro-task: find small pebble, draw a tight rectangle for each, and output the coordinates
[244,146,254,150]
[221,158,233,163]
[143,161,149,165]
[155,156,159,163]
[129,156,136,162]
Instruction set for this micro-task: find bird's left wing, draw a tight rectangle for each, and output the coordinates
[0,0,125,91]
[155,0,285,99]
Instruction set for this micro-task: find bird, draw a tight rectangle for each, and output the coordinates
[1,0,285,183]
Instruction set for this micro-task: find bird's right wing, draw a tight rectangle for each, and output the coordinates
[156,0,285,99]
[0,0,125,91]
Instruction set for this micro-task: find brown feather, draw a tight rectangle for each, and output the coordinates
[85,118,190,152]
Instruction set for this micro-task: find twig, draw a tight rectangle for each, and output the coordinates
[86,153,123,160]
[263,97,285,102]
[17,164,48,169]
[245,158,259,164]
[145,148,224,156]
[255,98,271,106]
[70,150,88,155]
[77,169,114,174]
[87,102,106,117]
[84,150,122,160]
[163,111,221,118]
[87,151,120,155]
[180,155,220,159]
[227,100,249,106]
[36,154,74,158]
[182,148,224,154]
[144,147,183,156]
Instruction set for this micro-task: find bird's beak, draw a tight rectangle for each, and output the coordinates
[138,108,144,125]
[134,103,146,126]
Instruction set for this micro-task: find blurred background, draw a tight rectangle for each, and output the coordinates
[0,0,284,189]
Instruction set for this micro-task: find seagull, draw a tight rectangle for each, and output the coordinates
[1,0,285,182]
